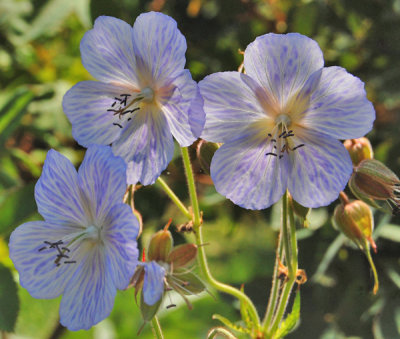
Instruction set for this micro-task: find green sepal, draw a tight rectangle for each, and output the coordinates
[168,270,205,295]
[212,314,250,334]
[274,291,301,338]
[148,229,173,262]
[167,243,198,269]
[139,291,163,323]
[239,285,254,330]
[207,326,238,339]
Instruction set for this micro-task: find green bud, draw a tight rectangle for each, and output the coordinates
[333,198,376,252]
[349,159,400,215]
[196,139,220,175]
[344,137,373,166]
[148,220,173,262]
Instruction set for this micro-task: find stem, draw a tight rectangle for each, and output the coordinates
[181,147,201,227]
[262,229,284,328]
[267,191,299,336]
[151,316,164,339]
[156,177,192,220]
[364,246,379,295]
[180,147,261,329]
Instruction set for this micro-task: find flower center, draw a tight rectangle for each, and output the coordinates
[275,113,292,127]
[108,87,155,129]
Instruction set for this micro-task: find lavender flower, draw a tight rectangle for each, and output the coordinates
[9,145,139,330]
[63,12,204,185]
[200,33,375,210]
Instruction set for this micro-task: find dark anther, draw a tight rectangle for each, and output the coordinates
[278,131,287,138]
[114,97,123,102]
[107,109,120,112]
[279,155,284,159]
[395,183,400,187]
[271,139,277,143]
[111,101,116,107]
[268,133,272,137]
[61,247,70,252]
[120,94,131,97]
[120,108,140,115]
[38,246,47,252]
[293,144,305,151]
[127,118,131,121]
[113,123,123,129]
[64,261,77,264]
[273,146,277,149]
[166,304,177,309]
[283,132,294,138]
[266,152,277,157]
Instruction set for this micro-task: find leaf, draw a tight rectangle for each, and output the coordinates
[0,87,35,146]
[0,263,19,332]
[0,183,37,237]
[212,314,249,334]
[275,291,301,338]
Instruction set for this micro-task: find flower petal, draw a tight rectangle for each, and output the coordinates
[287,128,353,208]
[59,247,116,331]
[210,129,290,210]
[132,12,186,87]
[112,106,174,185]
[63,81,131,147]
[244,33,324,106]
[143,261,165,306]
[104,203,139,290]
[199,72,270,143]
[300,66,375,139]
[80,16,139,87]
[78,145,127,221]
[35,150,87,226]
[9,221,81,299]
[160,70,204,146]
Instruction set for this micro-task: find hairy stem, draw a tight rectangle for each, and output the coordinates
[151,316,164,339]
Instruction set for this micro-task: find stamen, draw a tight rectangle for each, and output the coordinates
[113,123,123,129]
[166,304,177,309]
[278,131,287,138]
[292,144,305,151]
[64,261,77,264]
[266,152,277,157]
[38,246,47,252]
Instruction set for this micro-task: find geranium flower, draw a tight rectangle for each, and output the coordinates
[199,33,375,210]
[9,145,140,330]
[63,12,204,185]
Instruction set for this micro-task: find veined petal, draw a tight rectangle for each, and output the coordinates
[132,12,186,87]
[104,203,139,290]
[160,70,204,146]
[59,247,116,331]
[188,82,205,138]
[210,130,290,210]
[63,81,131,147]
[200,72,270,143]
[112,106,174,186]
[80,16,139,87]
[35,150,87,226]
[9,221,81,299]
[143,261,165,306]
[78,145,127,221]
[300,66,375,139]
[288,128,353,208]
[244,33,324,107]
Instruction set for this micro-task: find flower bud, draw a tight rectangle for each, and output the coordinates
[349,159,400,215]
[196,139,220,175]
[148,219,173,262]
[333,198,376,252]
[344,137,373,166]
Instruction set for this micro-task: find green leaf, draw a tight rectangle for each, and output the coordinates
[0,87,35,146]
[275,291,301,338]
[0,183,37,237]
[0,263,19,332]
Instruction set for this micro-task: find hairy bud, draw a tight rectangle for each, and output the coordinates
[344,137,373,166]
[196,140,220,175]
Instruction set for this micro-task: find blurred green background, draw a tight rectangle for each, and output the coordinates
[1,0,400,338]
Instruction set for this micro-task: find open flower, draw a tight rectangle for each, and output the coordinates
[9,145,140,330]
[199,33,375,210]
[63,12,204,185]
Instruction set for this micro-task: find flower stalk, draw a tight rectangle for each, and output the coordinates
[151,316,164,339]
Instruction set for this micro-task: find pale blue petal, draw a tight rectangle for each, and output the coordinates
[244,33,324,107]
[35,150,87,226]
[103,203,139,290]
[80,16,139,87]
[112,106,174,185]
[132,12,186,87]
[287,128,353,208]
[160,70,203,146]
[9,221,82,299]
[78,145,127,221]
[59,247,116,331]
[63,81,130,147]
[188,82,205,138]
[300,66,375,139]
[199,72,269,143]
[211,129,290,210]
[143,261,165,306]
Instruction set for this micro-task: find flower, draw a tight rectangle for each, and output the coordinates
[63,12,204,186]
[199,33,375,210]
[8,145,140,330]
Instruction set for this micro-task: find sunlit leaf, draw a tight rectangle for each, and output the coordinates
[275,291,301,338]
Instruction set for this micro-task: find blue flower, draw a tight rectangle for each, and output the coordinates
[9,145,140,331]
[63,12,205,185]
[199,33,375,210]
